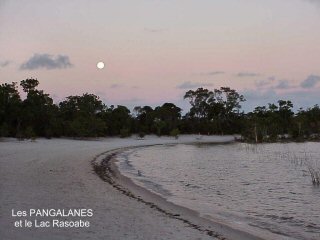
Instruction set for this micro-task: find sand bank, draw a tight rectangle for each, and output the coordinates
[0,135,262,240]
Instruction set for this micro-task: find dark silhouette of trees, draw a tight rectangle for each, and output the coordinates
[19,78,56,138]
[132,103,181,136]
[0,82,21,137]
[103,105,132,136]
[184,88,212,119]
[243,100,296,142]
[133,106,155,134]
[183,87,245,134]
[59,93,107,137]
[153,103,181,135]
[0,78,319,141]
[294,105,320,138]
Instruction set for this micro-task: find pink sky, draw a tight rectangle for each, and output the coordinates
[1,0,320,111]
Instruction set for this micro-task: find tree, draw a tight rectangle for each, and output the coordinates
[277,100,294,134]
[243,100,295,142]
[19,78,56,138]
[0,82,21,136]
[184,87,245,134]
[154,103,181,135]
[2,78,320,141]
[103,105,132,136]
[20,78,39,93]
[59,93,107,137]
[133,106,154,134]
[295,105,320,137]
[184,88,212,119]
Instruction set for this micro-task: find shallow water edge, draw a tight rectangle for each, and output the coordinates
[92,143,281,240]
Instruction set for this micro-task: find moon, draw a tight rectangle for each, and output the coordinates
[97,61,105,69]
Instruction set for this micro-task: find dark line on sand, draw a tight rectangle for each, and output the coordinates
[91,147,227,240]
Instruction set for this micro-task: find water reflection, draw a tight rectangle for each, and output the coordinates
[116,142,320,240]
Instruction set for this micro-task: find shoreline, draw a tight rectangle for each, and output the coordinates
[92,143,270,240]
[1,135,292,240]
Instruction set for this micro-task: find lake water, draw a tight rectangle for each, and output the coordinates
[115,142,320,240]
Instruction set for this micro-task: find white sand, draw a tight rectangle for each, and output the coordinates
[0,135,245,240]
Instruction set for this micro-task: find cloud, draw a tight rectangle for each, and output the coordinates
[241,87,320,112]
[255,76,276,88]
[237,72,260,77]
[110,84,121,89]
[199,71,225,76]
[0,0,8,10]
[177,81,213,89]
[305,0,320,7]
[144,28,165,33]
[284,90,320,109]
[275,80,291,89]
[300,75,320,88]
[20,53,73,70]
[256,77,295,90]
[0,60,10,67]
[255,80,268,87]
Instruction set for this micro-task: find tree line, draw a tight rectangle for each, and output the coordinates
[0,78,319,141]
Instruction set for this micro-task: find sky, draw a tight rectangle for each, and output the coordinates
[1,0,320,112]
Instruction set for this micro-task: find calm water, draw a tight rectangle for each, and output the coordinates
[116,142,320,240]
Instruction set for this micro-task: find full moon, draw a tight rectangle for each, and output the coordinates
[97,62,104,69]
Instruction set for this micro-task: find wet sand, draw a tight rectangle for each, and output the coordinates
[0,135,264,240]
[95,146,273,240]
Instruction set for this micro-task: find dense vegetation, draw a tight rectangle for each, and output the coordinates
[1,78,319,141]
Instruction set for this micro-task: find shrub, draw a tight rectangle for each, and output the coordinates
[24,126,36,140]
[170,128,180,139]
[0,123,9,137]
[138,132,145,138]
[120,128,130,138]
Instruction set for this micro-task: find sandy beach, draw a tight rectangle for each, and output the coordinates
[0,135,264,240]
